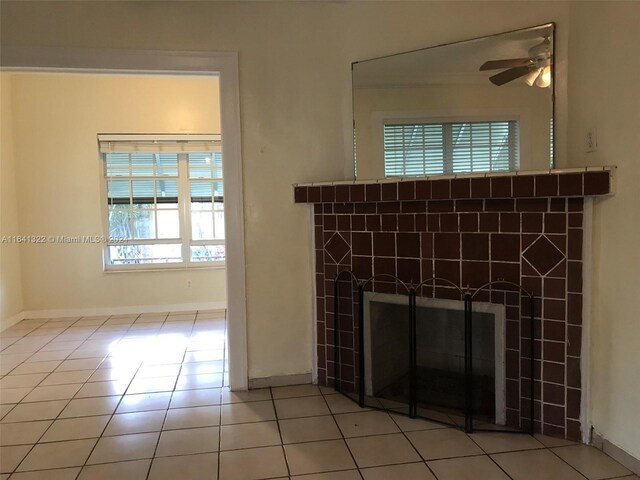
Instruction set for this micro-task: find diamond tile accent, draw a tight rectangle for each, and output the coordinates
[325,232,350,264]
[522,235,565,276]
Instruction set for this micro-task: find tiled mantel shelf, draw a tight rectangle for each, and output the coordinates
[293,166,615,203]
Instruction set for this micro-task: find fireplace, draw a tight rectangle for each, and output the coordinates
[364,293,506,425]
[294,168,613,440]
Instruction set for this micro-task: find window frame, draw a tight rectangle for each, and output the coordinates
[100,144,225,272]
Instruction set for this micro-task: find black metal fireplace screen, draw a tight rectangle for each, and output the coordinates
[332,271,536,435]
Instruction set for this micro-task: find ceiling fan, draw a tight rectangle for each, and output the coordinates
[480,37,552,87]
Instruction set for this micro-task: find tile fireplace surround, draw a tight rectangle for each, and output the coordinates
[294,168,613,441]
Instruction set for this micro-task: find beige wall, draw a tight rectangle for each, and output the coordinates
[0,0,570,382]
[354,83,552,179]
[0,74,25,329]
[566,2,640,459]
[5,73,225,315]
[1,0,639,457]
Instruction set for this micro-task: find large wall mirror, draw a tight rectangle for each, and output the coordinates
[352,23,554,180]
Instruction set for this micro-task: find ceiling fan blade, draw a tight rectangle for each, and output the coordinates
[489,66,535,86]
[480,58,533,71]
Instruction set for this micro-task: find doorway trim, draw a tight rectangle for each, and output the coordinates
[1,46,249,390]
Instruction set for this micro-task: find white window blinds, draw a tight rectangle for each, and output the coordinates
[383,121,519,177]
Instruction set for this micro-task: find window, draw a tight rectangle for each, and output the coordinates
[99,135,224,269]
[383,120,519,177]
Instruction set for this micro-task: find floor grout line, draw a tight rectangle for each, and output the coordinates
[269,386,292,478]
[318,388,365,480]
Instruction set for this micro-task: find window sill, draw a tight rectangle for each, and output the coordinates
[103,262,225,273]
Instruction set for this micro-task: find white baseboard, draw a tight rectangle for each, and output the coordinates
[591,430,640,475]
[1,311,26,330]
[248,373,313,389]
[17,301,227,320]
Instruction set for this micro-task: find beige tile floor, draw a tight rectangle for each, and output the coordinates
[0,312,637,480]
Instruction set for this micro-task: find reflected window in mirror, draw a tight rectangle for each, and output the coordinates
[384,120,518,177]
[352,23,554,180]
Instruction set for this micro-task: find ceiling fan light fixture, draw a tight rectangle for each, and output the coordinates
[525,68,543,86]
[535,65,552,88]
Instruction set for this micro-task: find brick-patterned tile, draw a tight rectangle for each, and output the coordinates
[584,171,610,195]
[471,177,491,198]
[365,183,381,201]
[381,214,398,232]
[434,233,461,259]
[294,186,308,202]
[491,176,512,197]
[513,175,535,197]
[500,213,521,232]
[401,201,427,213]
[559,173,583,196]
[427,213,440,231]
[435,259,461,284]
[491,234,521,262]
[366,215,380,232]
[351,184,365,202]
[335,185,350,202]
[397,258,421,283]
[567,357,581,389]
[381,182,398,201]
[462,233,489,260]
[543,382,565,405]
[451,178,470,199]
[462,261,489,288]
[373,232,395,257]
[459,213,478,232]
[398,181,415,200]
[308,186,321,202]
[352,255,372,279]
[351,215,365,231]
[415,180,431,200]
[491,262,520,284]
[517,198,548,212]
[567,325,582,357]
[543,278,566,299]
[378,201,400,214]
[397,232,420,258]
[440,213,459,232]
[486,198,515,212]
[397,214,415,232]
[322,186,335,202]
[429,200,454,213]
[352,232,372,256]
[568,229,583,260]
[479,213,499,232]
[566,388,581,419]
[545,213,567,233]
[543,361,565,384]
[431,179,450,199]
[550,197,567,212]
[535,175,558,196]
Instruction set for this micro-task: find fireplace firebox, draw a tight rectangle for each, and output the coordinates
[333,271,535,434]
